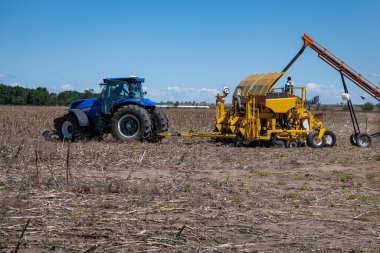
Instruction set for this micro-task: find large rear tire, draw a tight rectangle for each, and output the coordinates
[111,105,152,141]
[148,107,169,142]
[307,131,326,148]
[54,113,82,141]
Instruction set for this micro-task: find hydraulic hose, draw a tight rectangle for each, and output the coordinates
[234,96,243,110]
[282,45,307,73]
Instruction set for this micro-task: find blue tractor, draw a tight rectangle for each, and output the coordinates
[53,76,168,142]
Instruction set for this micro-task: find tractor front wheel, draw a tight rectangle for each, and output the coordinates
[307,131,326,148]
[111,105,152,141]
[54,113,82,141]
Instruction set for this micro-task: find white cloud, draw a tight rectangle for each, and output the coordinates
[304,82,377,104]
[167,86,182,93]
[371,72,380,77]
[199,87,219,94]
[146,86,220,102]
[60,84,73,91]
[10,82,24,87]
[306,82,321,92]
[304,82,343,104]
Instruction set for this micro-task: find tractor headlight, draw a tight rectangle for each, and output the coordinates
[223,87,230,96]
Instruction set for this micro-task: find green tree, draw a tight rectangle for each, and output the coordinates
[57,90,82,105]
[83,89,98,98]
[362,102,374,111]
[12,86,27,104]
[0,83,99,106]
[27,87,51,105]
[0,84,12,104]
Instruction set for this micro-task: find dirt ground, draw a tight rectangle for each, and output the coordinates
[0,106,379,253]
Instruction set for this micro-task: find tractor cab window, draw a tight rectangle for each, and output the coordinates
[110,82,143,100]
[128,83,143,99]
[111,83,127,99]
[101,81,144,114]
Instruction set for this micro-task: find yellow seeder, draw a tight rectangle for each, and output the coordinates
[162,72,332,148]
[214,73,331,147]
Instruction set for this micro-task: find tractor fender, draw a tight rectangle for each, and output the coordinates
[68,109,89,127]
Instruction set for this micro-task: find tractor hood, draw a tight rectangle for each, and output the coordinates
[142,98,156,106]
[113,97,157,107]
[68,98,99,109]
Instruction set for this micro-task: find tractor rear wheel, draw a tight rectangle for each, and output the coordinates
[54,113,82,141]
[307,131,326,148]
[111,105,152,141]
[148,107,169,142]
[356,133,372,148]
[324,130,337,147]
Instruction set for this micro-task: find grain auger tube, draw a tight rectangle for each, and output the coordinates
[294,34,380,147]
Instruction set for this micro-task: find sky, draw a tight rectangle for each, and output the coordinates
[0,0,379,104]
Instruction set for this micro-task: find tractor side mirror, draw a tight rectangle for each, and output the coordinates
[142,87,148,95]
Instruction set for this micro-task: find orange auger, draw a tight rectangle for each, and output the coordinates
[296,33,379,147]
[302,33,380,101]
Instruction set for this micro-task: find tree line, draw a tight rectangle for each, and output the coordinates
[0,83,378,109]
[0,84,99,106]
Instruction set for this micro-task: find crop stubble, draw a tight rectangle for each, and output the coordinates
[0,106,379,252]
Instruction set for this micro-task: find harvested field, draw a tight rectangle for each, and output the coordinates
[0,105,379,252]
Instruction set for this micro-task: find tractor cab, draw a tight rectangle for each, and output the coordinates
[100,77,146,114]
